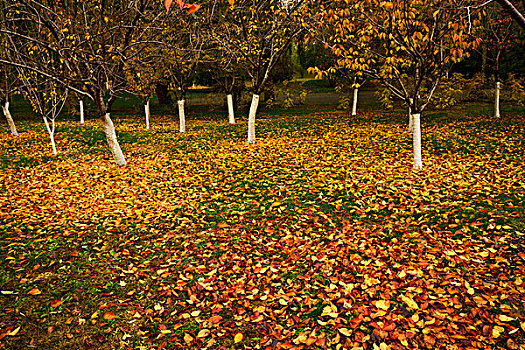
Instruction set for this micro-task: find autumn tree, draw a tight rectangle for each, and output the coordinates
[0,0,169,166]
[318,0,481,169]
[477,4,517,118]
[210,0,307,143]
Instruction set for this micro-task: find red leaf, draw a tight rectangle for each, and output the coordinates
[50,300,63,308]
[187,4,200,14]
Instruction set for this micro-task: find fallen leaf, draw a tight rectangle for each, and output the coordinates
[103,312,116,320]
[234,332,243,343]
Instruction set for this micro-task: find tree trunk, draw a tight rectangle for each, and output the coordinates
[247,94,259,144]
[494,81,501,118]
[43,117,57,155]
[412,113,422,170]
[178,99,186,133]
[351,88,358,116]
[145,99,150,129]
[156,83,173,105]
[407,98,414,132]
[101,113,126,166]
[2,101,18,136]
[227,94,235,124]
[79,100,84,124]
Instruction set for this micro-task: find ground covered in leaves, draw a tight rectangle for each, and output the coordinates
[1,111,524,349]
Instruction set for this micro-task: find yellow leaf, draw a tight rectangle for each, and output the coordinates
[8,326,20,336]
[492,325,504,338]
[197,329,210,338]
[375,300,390,311]
[184,333,193,344]
[499,315,515,322]
[401,295,419,309]
[338,328,352,336]
[234,333,243,343]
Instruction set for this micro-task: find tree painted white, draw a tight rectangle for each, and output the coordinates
[351,88,358,116]
[494,81,501,118]
[145,99,150,129]
[102,113,126,166]
[178,100,186,133]
[79,100,84,124]
[247,94,259,144]
[412,113,422,170]
[2,101,18,136]
[42,117,57,155]
[407,98,414,132]
[227,94,235,124]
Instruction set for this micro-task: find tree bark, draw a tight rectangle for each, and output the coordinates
[178,99,186,133]
[42,117,57,155]
[79,100,85,124]
[2,101,18,136]
[351,88,358,116]
[494,81,501,118]
[227,94,235,124]
[412,113,422,170]
[145,99,150,129]
[407,98,414,133]
[247,94,259,144]
[102,113,126,166]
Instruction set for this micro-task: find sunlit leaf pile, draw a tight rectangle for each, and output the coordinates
[1,112,524,349]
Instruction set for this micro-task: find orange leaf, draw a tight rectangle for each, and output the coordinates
[164,0,173,12]
[103,312,116,320]
[50,300,63,308]
[28,288,41,295]
[209,315,222,324]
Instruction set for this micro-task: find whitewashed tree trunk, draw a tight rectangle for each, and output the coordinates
[351,88,358,116]
[102,113,126,166]
[407,98,414,132]
[412,113,422,170]
[227,94,235,124]
[247,94,259,144]
[144,99,150,129]
[494,81,501,118]
[79,100,84,124]
[42,117,57,155]
[2,101,18,136]
[178,100,186,133]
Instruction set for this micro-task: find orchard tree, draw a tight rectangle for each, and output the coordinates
[478,4,516,118]
[210,0,307,144]
[161,10,207,133]
[0,0,170,166]
[319,0,482,169]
